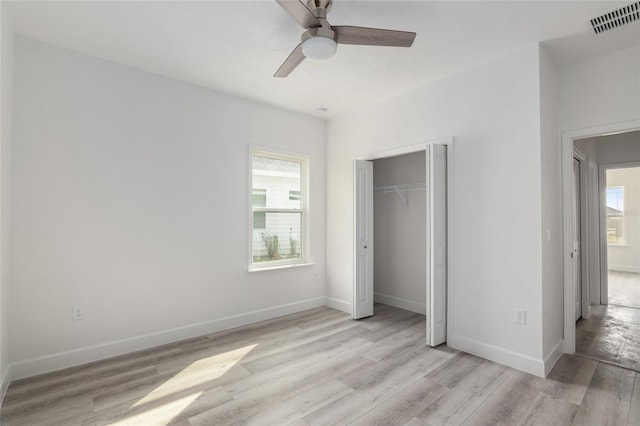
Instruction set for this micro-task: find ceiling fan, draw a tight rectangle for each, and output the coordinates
[274,0,417,77]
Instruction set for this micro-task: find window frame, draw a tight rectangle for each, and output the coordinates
[248,147,310,271]
[605,185,626,245]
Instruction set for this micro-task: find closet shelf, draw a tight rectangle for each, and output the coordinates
[373,182,426,207]
[373,182,426,193]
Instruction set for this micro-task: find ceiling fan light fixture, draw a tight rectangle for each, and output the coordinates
[302,36,337,60]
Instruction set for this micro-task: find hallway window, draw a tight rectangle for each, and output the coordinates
[606,186,625,244]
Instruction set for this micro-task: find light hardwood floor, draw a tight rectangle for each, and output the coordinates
[2,304,640,425]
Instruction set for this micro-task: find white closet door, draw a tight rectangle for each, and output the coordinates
[573,158,582,321]
[427,144,447,346]
[353,159,374,319]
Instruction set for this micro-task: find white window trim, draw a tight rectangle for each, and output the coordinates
[248,146,310,272]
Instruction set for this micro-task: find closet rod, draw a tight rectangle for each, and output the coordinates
[373,182,426,193]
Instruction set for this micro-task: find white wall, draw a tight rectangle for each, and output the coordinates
[10,36,326,379]
[607,166,640,273]
[0,1,14,400]
[539,47,563,371]
[327,45,547,375]
[373,151,426,314]
[558,45,640,132]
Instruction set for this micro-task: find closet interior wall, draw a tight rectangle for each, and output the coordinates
[372,151,427,315]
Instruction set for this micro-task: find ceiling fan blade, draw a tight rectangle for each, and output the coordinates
[274,43,306,78]
[276,0,321,29]
[333,26,416,47]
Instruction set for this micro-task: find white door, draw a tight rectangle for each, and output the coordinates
[353,160,374,319]
[573,158,582,321]
[427,145,447,346]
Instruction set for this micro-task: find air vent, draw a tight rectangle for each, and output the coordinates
[590,2,640,34]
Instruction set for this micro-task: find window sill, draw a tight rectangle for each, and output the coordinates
[607,243,629,247]
[248,262,315,273]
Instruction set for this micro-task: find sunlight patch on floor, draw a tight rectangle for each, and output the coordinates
[108,392,203,426]
[133,344,257,407]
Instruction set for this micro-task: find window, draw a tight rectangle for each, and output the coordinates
[253,189,266,207]
[252,189,267,230]
[253,212,266,229]
[606,186,625,244]
[289,190,301,201]
[250,149,308,269]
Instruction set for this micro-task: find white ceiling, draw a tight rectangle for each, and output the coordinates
[7,0,640,118]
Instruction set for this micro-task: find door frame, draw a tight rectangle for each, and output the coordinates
[562,119,640,354]
[353,137,454,338]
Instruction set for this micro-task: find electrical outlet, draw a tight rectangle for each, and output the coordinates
[72,307,83,321]
[514,309,526,325]
[313,272,319,282]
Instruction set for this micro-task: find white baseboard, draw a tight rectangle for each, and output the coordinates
[1,364,10,407]
[608,264,640,273]
[447,334,545,378]
[543,340,564,377]
[374,292,426,315]
[10,297,325,381]
[324,297,351,314]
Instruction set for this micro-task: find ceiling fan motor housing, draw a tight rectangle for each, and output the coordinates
[307,0,332,15]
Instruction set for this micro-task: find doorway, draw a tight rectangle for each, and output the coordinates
[562,121,640,355]
[566,128,640,371]
[372,151,428,318]
[353,139,451,347]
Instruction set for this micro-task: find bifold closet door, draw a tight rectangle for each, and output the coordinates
[427,144,447,346]
[353,159,374,319]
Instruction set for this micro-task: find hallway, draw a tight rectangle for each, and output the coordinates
[609,271,640,309]
[576,304,640,371]
[576,272,640,372]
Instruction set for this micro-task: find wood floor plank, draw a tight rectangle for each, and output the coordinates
[241,379,352,425]
[239,324,369,374]
[188,342,373,425]
[571,363,635,426]
[226,338,374,396]
[3,304,640,426]
[545,354,598,406]
[360,320,426,362]
[628,372,640,426]
[340,344,453,398]
[416,360,512,425]
[2,394,94,426]
[425,352,485,389]
[459,370,557,426]
[302,389,378,426]
[3,347,180,405]
[1,365,159,416]
[80,386,232,426]
[516,393,578,426]
[346,377,447,426]
[92,364,250,413]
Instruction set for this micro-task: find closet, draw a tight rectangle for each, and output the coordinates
[372,151,427,315]
[353,143,447,346]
